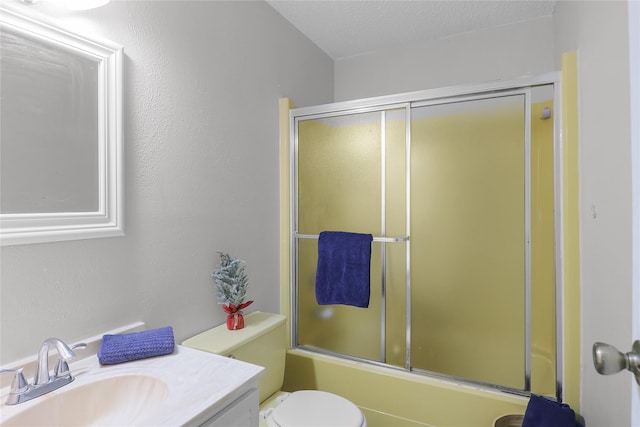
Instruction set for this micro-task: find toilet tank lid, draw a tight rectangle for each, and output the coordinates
[182,311,286,355]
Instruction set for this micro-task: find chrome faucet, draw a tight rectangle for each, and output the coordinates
[34,338,76,385]
[0,338,86,405]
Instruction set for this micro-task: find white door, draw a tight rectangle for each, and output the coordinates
[630,0,640,422]
[603,2,640,424]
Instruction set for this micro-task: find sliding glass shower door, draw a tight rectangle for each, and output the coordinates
[295,108,408,365]
[410,95,526,389]
[292,81,558,397]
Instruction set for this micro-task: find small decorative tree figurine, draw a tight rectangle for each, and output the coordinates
[212,252,253,330]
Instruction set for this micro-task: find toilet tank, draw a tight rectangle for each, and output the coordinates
[182,311,287,403]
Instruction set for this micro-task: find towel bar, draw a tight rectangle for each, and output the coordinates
[295,233,409,243]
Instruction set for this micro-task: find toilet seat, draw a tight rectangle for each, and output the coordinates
[265,390,365,427]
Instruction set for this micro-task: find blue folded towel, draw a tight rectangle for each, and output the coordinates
[315,231,373,308]
[98,326,175,365]
[523,394,579,427]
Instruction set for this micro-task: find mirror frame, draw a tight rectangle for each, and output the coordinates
[0,8,123,246]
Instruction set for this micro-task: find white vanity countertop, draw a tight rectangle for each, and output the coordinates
[0,338,264,426]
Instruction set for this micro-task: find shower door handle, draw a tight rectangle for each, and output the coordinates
[592,341,640,384]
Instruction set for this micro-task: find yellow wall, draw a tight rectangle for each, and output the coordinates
[279,98,293,335]
[560,51,581,412]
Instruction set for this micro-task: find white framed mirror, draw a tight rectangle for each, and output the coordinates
[0,8,123,246]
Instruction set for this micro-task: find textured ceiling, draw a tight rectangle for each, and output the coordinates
[266,0,557,60]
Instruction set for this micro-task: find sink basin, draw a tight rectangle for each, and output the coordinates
[2,375,168,427]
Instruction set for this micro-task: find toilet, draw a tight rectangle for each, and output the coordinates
[182,311,366,427]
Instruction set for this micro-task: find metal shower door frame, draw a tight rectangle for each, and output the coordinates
[289,72,563,399]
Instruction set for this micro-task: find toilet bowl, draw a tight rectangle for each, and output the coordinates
[182,311,366,427]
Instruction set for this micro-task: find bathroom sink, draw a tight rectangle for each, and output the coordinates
[1,375,168,427]
[0,342,263,427]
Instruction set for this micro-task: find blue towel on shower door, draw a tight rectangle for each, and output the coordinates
[315,231,373,308]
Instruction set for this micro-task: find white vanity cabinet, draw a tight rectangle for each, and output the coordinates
[180,345,263,427]
[198,388,260,427]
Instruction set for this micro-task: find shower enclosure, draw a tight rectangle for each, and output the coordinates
[290,75,561,399]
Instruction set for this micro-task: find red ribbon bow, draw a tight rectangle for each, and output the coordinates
[222,300,253,314]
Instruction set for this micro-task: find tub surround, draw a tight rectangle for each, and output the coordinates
[283,349,528,427]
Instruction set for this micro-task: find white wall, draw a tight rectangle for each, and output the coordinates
[554,2,633,426]
[0,0,333,363]
[334,17,555,101]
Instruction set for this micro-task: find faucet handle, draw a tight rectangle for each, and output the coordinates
[0,368,29,394]
[54,343,87,378]
[71,343,88,351]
